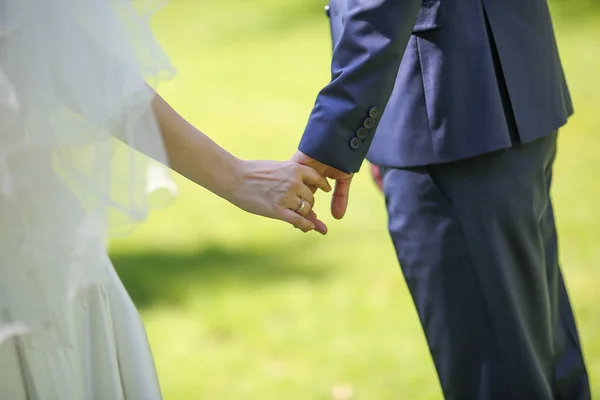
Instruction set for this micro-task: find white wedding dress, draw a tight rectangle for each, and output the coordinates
[0,0,177,398]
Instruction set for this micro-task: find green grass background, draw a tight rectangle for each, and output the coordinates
[111,1,600,398]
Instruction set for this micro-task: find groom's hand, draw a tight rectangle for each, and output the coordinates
[291,151,354,221]
[370,163,384,192]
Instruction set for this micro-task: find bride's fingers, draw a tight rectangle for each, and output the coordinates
[279,209,314,232]
[305,183,318,194]
[296,185,315,209]
[306,210,328,235]
[291,197,312,217]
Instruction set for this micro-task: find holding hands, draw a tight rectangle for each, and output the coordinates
[226,154,352,234]
[152,93,352,234]
[227,159,333,234]
[291,151,353,221]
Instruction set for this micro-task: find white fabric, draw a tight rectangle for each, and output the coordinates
[0,0,176,397]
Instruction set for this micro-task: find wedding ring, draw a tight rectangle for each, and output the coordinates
[295,198,306,214]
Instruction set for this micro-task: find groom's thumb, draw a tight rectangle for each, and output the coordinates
[331,177,352,219]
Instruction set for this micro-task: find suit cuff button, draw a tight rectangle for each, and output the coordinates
[356,127,368,139]
[349,137,363,150]
[369,107,380,119]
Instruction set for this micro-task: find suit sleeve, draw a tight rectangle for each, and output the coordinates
[298,0,421,173]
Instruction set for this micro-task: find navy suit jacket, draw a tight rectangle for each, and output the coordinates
[298,0,573,173]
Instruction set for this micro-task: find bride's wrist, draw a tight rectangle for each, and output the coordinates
[215,156,246,203]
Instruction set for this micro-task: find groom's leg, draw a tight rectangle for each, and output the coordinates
[541,167,591,399]
[554,259,591,399]
[380,131,589,399]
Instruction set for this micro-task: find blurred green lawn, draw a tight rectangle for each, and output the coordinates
[111,1,599,398]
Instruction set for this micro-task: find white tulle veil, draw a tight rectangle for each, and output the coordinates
[0,0,177,343]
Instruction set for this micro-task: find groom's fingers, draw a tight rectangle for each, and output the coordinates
[298,165,331,193]
[331,176,353,220]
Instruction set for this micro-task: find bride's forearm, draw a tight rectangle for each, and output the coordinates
[151,93,241,200]
[149,92,329,233]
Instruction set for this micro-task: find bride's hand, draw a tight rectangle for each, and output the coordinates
[227,160,332,233]
[149,95,330,233]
